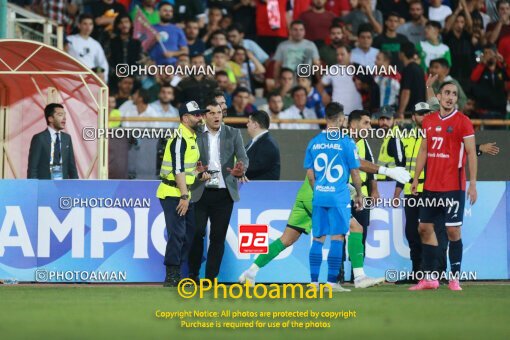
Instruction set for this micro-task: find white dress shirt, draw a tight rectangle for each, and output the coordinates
[279,105,319,130]
[119,100,158,128]
[48,126,62,165]
[204,124,226,189]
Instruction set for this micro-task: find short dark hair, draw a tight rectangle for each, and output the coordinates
[212,46,229,56]
[430,58,450,69]
[211,29,227,39]
[385,12,400,21]
[336,42,351,53]
[409,0,423,8]
[267,92,282,101]
[204,96,219,109]
[114,14,133,36]
[426,20,442,30]
[280,67,294,77]
[44,103,64,125]
[190,53,205,61]
[497,0,510,10]
[215,70,229,78]
[213,88,226,99]
[227,23,244,34]
[325,102,344,119]
[136,88,150,104]
[158,1,173,10]
[400,42,416,59]
[185,18,199,25]
[357,23,373,37]
[348,110,371,125]
[160,82,174,91]
[291,85,307,97]
[232,86,251,98]
[378,50,392,62]
[249,110,270,129]
[438,80,458,93]
[78,13,94,23]
[290,20,305,28]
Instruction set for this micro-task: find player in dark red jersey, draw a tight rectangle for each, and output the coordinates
[409,81,477,291]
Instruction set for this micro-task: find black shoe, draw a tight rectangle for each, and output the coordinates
[189,275,200,284]
[163,266,180,287]
[394,279,418,285]
[337,268,345,284]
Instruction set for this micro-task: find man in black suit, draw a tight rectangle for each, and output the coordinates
[245,110,280,180]
[27,103,79,179]
[188,96,249,281]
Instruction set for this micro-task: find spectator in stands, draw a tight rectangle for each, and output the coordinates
[220,13,234,30]
[150,83,179,128]
[397,0,427,44]
[487,0,510,44]
[212,46,243,86]
[354,71,381,113]
[342,0,383,36]
[299,0,336,47]
[273,20,321,81]
[215,70,235,106]
[232,0,257,40]
[279,86,320,130]
[175,54,218,106]
[119,88,157,128]
[114,76,134,107]
[149,2,188,66]
[67,14,109,83]
[397,42,426,117]
[213,89,229,117]
[320,24,347,66]
[325,0,351,16]
[146,71,176,102]
[227,87,257,125]
[351,24,379,67]
[274,67,295,110]
[40,0,74,28]
[373,12,410,71]
[204,30,229,63]
[429,58,468,110]
[374,51,401,107]
[108,95,121,128]
[227,24,269,64]
[467,0,490,30]
[377,0,410,21]
[172,0,206,27]
[231,46,266,93]
[428,0,452,27]
[185,19,206,56]
[443,2,477,91]
[265,92,285,129]
[90,0,127,44]
[108,14,142,88]
[470,44,509,118]
[130,0,159,25]
[297,76,325,118]
[245,110,281,180]
[201,6,223,43]
[318,43,363,117]
[255,0,289,54]
[417,20,452,72]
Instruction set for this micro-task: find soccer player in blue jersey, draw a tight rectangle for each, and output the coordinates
[304,102,378,292]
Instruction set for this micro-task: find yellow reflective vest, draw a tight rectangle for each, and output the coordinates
[349,139,369,197]
[402,127,425,195]
[156,123,200,199]
[377,125,399,180]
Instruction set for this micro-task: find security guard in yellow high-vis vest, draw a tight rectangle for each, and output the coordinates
[400,102,432,282]
[340,110,380,283]
[376,106,406,200]
[157,100,211,287]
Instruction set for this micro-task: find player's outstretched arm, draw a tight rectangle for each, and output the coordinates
[359,159,411,184]
[464,136,478,204]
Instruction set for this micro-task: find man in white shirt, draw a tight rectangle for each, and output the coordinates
[119,88,158,128]
[351,24,379,67]
[150,83,179,128]
[318,43,363,117]
[279,86,320,130]
[428,0,453,27]
[66,14,109,83]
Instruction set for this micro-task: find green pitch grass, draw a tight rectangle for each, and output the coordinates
[0,283,508,340]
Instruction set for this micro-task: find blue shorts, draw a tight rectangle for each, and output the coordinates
[312,204,350,237]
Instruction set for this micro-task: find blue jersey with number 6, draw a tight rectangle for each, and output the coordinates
[304,131,360,207]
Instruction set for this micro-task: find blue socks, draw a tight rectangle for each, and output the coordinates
[309,240,323,282]
[449,239,463,276]
[328,240,343,283]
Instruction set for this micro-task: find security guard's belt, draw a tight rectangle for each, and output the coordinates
[160,178,190,189]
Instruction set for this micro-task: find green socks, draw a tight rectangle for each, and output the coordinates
[254,238,286,268]
[348,232,365,269]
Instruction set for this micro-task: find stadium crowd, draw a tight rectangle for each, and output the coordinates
[9,0,510,125]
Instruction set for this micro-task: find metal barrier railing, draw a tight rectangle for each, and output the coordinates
[6,3,63,49]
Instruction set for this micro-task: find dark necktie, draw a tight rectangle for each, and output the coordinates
[54,133,61,165]
[299,111,305,119]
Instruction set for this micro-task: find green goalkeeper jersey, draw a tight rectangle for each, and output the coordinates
[295,177,313,203]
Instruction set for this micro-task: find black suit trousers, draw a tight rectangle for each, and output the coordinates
[188,188,234,279]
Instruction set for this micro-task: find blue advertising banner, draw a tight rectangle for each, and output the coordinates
[0,180,508,282]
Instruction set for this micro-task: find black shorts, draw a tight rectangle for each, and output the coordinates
[419,190,465,227]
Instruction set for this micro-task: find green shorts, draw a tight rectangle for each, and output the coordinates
[287,200,312,234]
